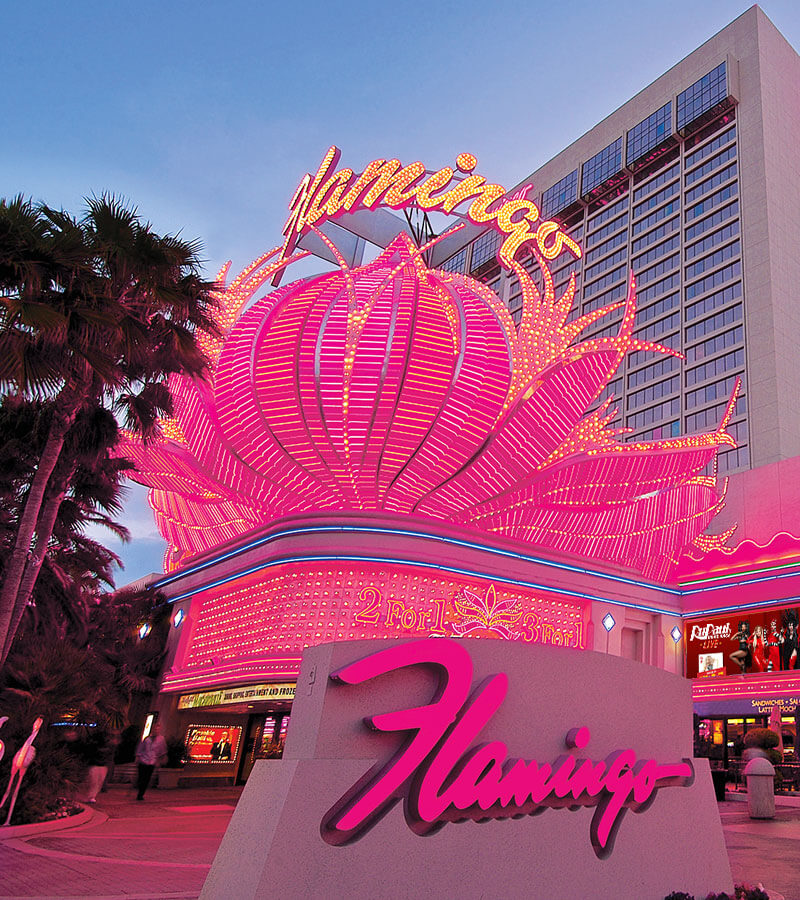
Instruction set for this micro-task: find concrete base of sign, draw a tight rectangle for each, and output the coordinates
[202,639,732,900]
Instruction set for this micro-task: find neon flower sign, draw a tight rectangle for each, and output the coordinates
[321,640,695,858]
[120,148,737,580]
[277,147,581,272]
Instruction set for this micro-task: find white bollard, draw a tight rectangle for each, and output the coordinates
[744,756,775,819]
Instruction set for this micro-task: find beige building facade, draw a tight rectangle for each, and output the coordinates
[433,6,800,478]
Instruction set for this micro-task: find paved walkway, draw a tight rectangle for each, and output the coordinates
[0,785,242,900]
[1,787,799,899]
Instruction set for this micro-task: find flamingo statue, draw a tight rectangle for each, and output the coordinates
[0,716,43,826]
[0,716,7,763]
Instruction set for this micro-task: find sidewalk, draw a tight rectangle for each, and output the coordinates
[0,784,242,900]
[1,787,799,899]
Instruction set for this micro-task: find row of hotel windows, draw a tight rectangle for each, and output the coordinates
[442,108,746,469]
[540,61,728,216]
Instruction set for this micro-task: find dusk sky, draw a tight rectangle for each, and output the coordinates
[4,1,800,583]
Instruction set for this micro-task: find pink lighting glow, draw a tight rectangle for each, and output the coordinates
[323,640,695,858]
[160,562,585,692]
[120,150,737,582]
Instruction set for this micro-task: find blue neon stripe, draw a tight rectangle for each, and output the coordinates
[155,524,679,595]
[165,551,679,617]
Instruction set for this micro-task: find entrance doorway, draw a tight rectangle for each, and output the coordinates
[236,711,291,784]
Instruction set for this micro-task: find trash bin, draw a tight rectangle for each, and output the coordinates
[744,756,775,819]
[710,768,728,801]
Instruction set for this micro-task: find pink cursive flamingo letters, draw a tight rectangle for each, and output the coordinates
[321,640,694,858]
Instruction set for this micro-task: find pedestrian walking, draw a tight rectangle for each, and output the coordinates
[135,722,167,801]
[85,729,114,803]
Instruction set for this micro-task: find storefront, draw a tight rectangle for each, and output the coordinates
[159,681,295,785]
[686,600,800,782]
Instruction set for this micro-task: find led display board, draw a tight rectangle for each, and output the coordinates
[685,604,800,677]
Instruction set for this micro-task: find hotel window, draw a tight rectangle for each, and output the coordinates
[685,144,737,186]
[631,420,681,441]
[586,229,627,263]
[469,231,501,272]
[637,292,679,325]
[685,304,742,343]
[632,216,679,254]
[633,234,680,270]
[586,215,628,250]
[632,163,679,204]
[685,374,741,410]
[627,375,680,410]
[633,181,679,220]
[685,183,738,222]
[541,170,579,219]
[628,355,679,389]
[686,348,744,387]
[626,397,680,430]
[587,315,625,341]
[718,445,750,473]
[685,325,743,363]
[686,282,742,321]
[685,241,740,281]
[677,62,727,132]
[638,273,679,305]
[684,200,739,241]
[632,200,679,236]
[634,311,679,343]
[582,138,623,195]
[584,248,627,283]
[587,195,628,232]
[684,125,736,170]
[685,221,739,260]
[685,262,741,301]
[685,163,738,205]
[627,103,673,167]
[584,264,626,297]
[582,281,628,314]
[638,255,680,288]
[628,332,680,368]
[441,247,467,274]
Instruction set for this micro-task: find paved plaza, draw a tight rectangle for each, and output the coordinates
[0,787,798,899]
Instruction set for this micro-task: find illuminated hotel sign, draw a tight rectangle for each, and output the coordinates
[277,146,582,274]
[323,640,693,858]
[205,638,733,897]
[178,682,296,710]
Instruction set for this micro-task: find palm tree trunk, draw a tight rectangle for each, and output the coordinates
[0,405,77,666]
[1,464,74,661]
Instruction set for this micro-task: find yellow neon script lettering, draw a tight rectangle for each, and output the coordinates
[279,147,582,268]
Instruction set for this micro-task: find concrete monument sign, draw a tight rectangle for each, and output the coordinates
[202,639,732,899]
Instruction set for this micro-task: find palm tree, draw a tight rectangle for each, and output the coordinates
[0,196,217,663]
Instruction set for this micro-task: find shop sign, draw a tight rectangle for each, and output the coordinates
[185,724,243,764]
[177,682,296,710]
[685,604,800,678]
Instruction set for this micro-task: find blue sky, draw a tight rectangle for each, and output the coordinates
[4,1,800,583]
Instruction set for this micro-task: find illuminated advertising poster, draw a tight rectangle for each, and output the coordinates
[185,724,242,764]
[685,606,800,677]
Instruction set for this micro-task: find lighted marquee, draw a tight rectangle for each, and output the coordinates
[685,602,800,678]
[121,148,737,582]
[162,562,585,691]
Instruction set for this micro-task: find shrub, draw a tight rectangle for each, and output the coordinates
[743,728,779,750]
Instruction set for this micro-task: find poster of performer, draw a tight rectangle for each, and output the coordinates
[685,606,800,677]
[185,725,242,764]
